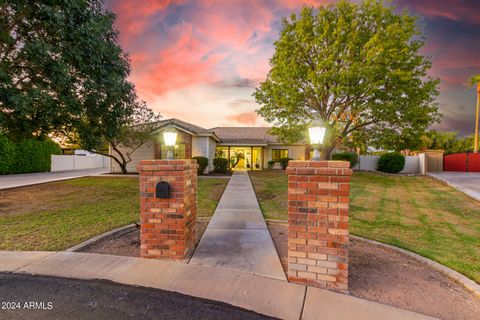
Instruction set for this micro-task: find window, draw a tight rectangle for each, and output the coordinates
[271,149,288,161]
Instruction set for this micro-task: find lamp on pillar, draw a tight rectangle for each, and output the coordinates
[308,120,326,161]
[163,126,178,159]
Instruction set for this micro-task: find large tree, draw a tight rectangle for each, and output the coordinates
[0,0,160,172]
[255,0,440,158]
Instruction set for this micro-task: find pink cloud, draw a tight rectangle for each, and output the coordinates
[228,112,259,125]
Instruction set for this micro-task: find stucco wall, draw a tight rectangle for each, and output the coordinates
[191,136,216,173]
[110,141,155,173]
[352,155,421,174]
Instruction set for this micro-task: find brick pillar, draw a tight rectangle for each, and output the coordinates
[286,160,352,292]
[137,159,197,260]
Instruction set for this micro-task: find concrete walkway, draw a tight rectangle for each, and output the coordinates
[0,251,435,320]
[428,172,480,201]
[190,171,286,280]
[0,168,109,190]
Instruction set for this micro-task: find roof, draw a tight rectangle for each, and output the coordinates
[151,119,304,145]
[208,127,279,145]
[152,118,211,135]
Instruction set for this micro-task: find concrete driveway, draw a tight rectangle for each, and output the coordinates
[0,168,109,190]
[428,172,480,201]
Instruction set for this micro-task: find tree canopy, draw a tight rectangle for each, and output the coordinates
[0,0,161,173]
[254,0,440,157]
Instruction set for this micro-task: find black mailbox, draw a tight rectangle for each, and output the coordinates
[156,181,171,199]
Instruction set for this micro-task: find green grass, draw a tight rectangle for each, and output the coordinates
[0,176,227,251]
[197,178,229,217]
[249,170,480,283]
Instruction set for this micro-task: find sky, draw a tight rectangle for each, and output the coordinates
[104,0,480,135]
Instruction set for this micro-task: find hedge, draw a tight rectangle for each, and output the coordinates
[331,152,358,168]
[377,152,405,174]
[192,156,209,175]
[0,134,61,175]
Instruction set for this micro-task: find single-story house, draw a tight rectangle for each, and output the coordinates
[110,118,311,173]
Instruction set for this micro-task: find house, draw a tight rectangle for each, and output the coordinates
[109,118,310,173]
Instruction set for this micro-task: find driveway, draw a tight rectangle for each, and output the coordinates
[0,273,269,320]
[428,172,480,201]
[0,168,108,190]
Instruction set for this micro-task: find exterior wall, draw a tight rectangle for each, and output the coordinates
[400,156,420,174]
[263,145,308,168]
[110,141,155,173]
[52,154,109,172]
[352,155,421,174]
[286,160,352,292]
[192,136,216,173]
[207,138,217,172]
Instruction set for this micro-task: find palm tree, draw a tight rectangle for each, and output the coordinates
[470,75,480,153]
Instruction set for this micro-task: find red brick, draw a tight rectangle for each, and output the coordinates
[137,160,196,261]
[287,160,350,293]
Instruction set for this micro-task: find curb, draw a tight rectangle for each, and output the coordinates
[351,235,480,298]
[65,224,137,252]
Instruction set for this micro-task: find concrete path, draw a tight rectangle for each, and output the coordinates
[190,171,286,280]
[0,168,108,190]
[428,172,480,201]
[0,251,435,320]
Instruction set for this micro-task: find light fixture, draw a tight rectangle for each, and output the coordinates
[163,126,178,159]
[308,119,326,161]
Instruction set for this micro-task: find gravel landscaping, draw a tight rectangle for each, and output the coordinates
[267,222,480,320]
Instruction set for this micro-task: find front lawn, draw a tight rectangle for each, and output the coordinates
[0,176,227,251]
[249,170,480,283]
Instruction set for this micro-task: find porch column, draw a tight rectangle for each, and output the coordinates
[228,146,231,170]
[261,147,265,169]
[137,159,197,260]
[286,160,352,292]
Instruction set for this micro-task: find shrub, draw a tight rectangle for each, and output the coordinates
[267,160,276,169]
[377,152,405,174]
[331,152,358,168]
[0,134,15,174]
[213,157,229,173]
[192,156,209,175]
[279,157,292,170]
[0,135,61,175]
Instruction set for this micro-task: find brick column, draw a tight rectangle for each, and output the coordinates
[137,159,197,260]
[286,160,352,292]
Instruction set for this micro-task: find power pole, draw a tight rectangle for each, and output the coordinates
[475,82,480,153]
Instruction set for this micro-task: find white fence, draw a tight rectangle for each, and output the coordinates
[352,154,426,174]
[51,154,109,172]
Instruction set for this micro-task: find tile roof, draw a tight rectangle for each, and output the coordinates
[153,118,211,134]
[208,127,279,145]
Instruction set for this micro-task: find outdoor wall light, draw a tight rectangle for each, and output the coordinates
[308,120,326,161]
[163,126,178,159]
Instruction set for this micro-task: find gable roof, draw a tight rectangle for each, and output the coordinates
[152,118,211,135]
[208,127,279,145]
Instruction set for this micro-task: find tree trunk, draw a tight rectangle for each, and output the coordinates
[119,163,127,174]
[321,145,335,160]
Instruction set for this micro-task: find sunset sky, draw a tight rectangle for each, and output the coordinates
[105,0,479,136]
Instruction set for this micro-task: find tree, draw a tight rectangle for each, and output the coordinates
[254,0,440,158]
[0,0,106,139]
[420,130,474,154]
[0,0,161,173]
[469,75,480,153]
[77,102,161,174]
